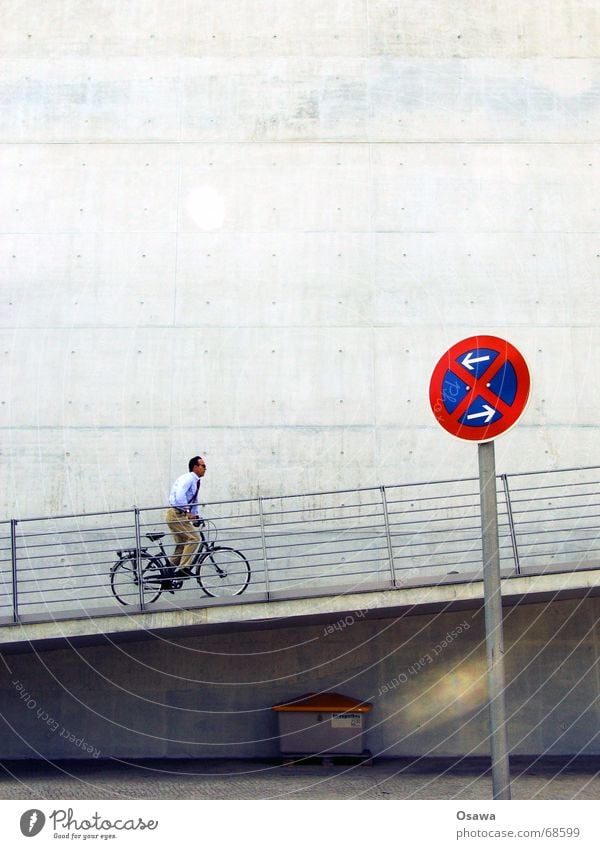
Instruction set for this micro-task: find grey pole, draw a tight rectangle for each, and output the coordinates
[478,440,512,800]
[380,486,397,588]
[258,497,271,601]
[10,519,18,624]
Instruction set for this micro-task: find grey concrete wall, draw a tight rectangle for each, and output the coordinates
[1,597,599,759]
[0,1,599,519]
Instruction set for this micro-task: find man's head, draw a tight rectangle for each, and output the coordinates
[189,456,207,477]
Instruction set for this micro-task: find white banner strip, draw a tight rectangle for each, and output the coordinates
[1,799,599,847]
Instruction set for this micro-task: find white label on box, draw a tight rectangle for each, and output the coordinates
[331,712,362,728]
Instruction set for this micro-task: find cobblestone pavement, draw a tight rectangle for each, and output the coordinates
[0,758,599,800]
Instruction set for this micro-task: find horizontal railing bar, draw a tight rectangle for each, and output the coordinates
[15,533,264,552]
[261,499,385,517]
[384,492,481,508]
[265,553,390,572]
[390,540,490,555]
[391,550,484,563]
[7,529,111,544]
[511,491,598,506]
[500,544,600,556]
[16,595,117,607]
[260,514,385,532]
[263,503,386,517]
[15,523,265,542]
[17,585,111,598]
[510,507,600,521]
[268,543,389,561]
[392,554,490,566]
[388,517,484,532]
[263,523,387,540]
[270,569,390,585]
[15,541,135,555]
[190,513,261,525]
[270,564,391,582]
[387,502,482,515]
[507,486,600,500]
[251,484,394,503]
[17,528,260,552]
[508,472,598,495]
[16,508,136,524]
[265,538,388,555]
[505,465,600,479]
[513,521,600,533]
[17,585,115,597]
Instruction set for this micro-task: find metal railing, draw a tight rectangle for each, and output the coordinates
[1,465,599,627]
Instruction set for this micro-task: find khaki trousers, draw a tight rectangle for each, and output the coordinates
[165,507,200,568]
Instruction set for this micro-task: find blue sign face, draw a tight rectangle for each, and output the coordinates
[450,348,517,427]
[429,335,531,442]
[442,370,470,414]
[487,361,518,406]
[448,353,518,428]
[458,395,503,426]
[456,347,499,378]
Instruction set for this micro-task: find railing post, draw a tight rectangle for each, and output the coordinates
[258,497,271,601]
[10,519,19,624]
[501,474,521,575]
[380,486,397,588]
[133,506,145,611]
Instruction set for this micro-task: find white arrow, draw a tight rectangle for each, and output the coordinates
[466,404,496,424]
[461,351,491,371]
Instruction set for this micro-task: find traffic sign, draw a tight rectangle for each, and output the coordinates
[429,335,531,442]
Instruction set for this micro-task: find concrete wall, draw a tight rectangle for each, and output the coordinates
[1,597,599,759]
[0,1,599,518]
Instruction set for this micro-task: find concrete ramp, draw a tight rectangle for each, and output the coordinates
[2,565,599,654]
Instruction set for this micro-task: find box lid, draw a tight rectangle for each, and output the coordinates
[272,692,372,713]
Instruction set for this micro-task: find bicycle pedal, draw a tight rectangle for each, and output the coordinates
[160,580,181,591]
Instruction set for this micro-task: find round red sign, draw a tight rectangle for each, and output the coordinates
[429,335,531,442]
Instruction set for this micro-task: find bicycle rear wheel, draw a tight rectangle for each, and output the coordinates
[110,554,163,606]
[196,547,251,598]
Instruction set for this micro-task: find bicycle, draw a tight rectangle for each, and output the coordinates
[110,520,251,605]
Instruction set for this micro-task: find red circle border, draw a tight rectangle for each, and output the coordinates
[429,335,531,442]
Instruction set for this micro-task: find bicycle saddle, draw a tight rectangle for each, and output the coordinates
[146,532,166,541]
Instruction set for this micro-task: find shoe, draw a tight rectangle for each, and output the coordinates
[159,566,178,591]
[160,579,183,592]
[174,567,194,579]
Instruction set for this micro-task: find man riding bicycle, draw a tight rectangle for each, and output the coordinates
[165,456,207,580]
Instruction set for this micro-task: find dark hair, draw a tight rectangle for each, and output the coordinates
[188,456,203,472]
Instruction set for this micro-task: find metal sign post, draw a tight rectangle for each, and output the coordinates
[478,439,511,800]
[429,334,531,801]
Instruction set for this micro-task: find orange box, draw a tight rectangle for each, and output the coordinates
[272,693,372,755]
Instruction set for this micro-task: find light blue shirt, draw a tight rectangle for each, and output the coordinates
[168,472,201,516]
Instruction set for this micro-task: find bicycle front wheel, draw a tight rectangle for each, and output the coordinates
[196,547,251,598]
[110,554,163,606]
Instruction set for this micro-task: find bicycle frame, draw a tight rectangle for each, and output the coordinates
[152,528,213,568]
[111,522,251,605]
